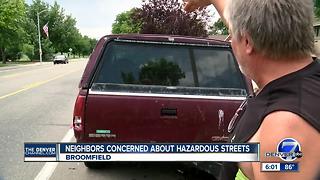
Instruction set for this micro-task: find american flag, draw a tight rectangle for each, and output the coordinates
[43,22,49,37]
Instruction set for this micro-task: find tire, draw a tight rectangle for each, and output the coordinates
[84,162,106,169]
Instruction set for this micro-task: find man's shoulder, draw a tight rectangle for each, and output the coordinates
[249,110,319,148]
[260,111,318,136]
[250,111,320,180]
[257,111,320,155]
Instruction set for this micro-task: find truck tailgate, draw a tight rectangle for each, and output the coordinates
[84,92,243,143]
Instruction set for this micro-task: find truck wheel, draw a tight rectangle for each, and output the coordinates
[84,162,106,169]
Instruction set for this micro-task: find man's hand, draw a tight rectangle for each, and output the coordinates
[183,0,213,12]
[183,0,228,28]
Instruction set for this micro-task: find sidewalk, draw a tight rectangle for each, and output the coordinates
[0,62,52,72]
[0,58,87,72]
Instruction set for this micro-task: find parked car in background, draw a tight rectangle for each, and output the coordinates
[73,34,253,176]
[53,54,68,64]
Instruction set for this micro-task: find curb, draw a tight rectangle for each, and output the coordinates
[0,62,52,71]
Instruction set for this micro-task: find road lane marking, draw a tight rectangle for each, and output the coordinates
[0,70,78,100]
[34,129,74,180]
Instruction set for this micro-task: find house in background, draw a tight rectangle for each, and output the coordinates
[314,21,320,56]
[210,22,320,57]
[209,35,228,41]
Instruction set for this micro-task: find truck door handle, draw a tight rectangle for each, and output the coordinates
[161,108,177,116]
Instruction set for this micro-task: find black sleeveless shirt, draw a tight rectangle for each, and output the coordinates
[219,60,320,180]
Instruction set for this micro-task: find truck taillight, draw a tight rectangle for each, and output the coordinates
[73,94,85,139]
[73,116,82,128]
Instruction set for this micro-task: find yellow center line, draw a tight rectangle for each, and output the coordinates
[0,70,79,100]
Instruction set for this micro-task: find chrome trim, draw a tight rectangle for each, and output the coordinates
[88,90,246,100]
[113,39,230,48]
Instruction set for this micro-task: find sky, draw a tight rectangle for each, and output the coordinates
[26,0,218,40]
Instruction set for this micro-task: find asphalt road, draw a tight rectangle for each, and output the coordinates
[0,60,213,180]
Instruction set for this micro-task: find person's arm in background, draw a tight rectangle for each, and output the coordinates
[184,0,228,26]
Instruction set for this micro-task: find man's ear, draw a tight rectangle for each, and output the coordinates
[242,33,254,55]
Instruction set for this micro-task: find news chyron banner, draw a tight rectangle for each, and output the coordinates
[24,143,259,162]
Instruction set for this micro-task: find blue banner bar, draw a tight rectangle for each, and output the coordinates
[59,143,259,153]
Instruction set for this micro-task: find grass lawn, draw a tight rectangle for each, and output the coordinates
[0,61,36,68]
[0,55,88,68]
[0,63,10,67]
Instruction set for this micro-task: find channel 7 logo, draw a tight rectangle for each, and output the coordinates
[265,138,303,162]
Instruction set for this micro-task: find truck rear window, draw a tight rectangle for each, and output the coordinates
[92,41,247,97]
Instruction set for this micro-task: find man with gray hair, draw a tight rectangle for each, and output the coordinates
[184,0,320,179]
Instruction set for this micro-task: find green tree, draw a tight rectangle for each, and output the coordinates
[47,2,94,57]
[27,0,88,60]
[133,0,210,36]
[60,15,81,54]
[1,0,95,62]
[47,1,65,54]
[315,0,320,18]
[0,0,27,63]
[71,34,97,58]
[77,36,97,57]
[5,24,30,61]
[112,9,141,34]
[209,18,228,35]
[20,14,37,60]
[73,33,85,57]
[21,44,35,60]
[89,38,97,51]
[139,58,185,86]
[48,2,81,54]
[26,0,52,60]
[41,38,55,60]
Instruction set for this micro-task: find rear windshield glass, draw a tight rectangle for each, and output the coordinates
[92,41,247,97]
[54,55,65,59]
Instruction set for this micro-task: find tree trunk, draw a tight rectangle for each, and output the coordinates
[1,47,6,64]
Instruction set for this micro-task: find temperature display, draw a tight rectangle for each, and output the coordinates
[261,162,299,172]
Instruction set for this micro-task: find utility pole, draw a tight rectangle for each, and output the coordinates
[37,9,48,64]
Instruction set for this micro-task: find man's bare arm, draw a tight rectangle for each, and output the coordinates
[252,111,320,180]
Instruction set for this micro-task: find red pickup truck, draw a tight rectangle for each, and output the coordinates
[73,34,252,170]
